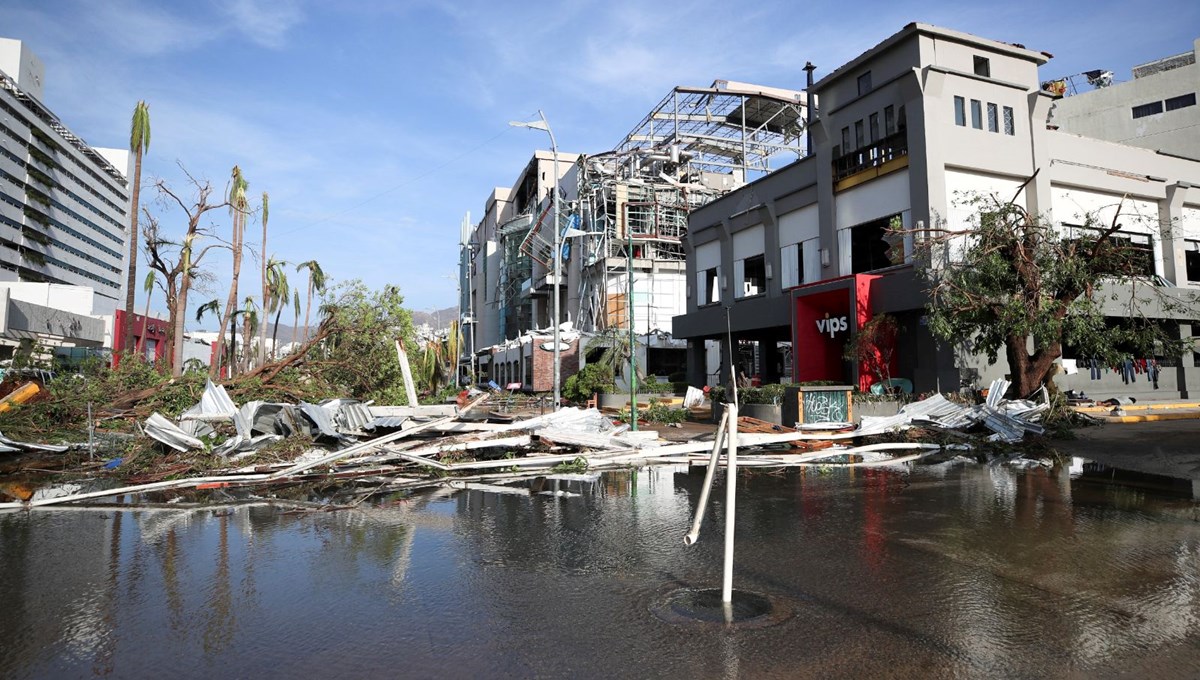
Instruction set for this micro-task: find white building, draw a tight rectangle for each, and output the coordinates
[0,38,130,306]
[1051,37,1199,160]
[674,23,1200,402]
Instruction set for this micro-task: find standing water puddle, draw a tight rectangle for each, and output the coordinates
[2,459,1199,678]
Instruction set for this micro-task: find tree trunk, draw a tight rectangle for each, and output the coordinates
[258,222,268,367]
[211,213,242,379]
[171,273,189,377]
[1005,335,1061,400]
[303,280,313,344]
[271,305,284,360]
[241,312,254,374]
[122,150,143,356]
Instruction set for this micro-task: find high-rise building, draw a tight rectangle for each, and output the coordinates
[0,38,129,310]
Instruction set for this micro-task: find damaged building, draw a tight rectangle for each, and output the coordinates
[460,81,807,391]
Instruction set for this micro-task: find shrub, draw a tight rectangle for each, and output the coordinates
[563,363,615,403]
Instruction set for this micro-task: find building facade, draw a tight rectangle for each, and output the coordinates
[1051,37,1199,160]
[674,23,1200,401]
[461,82,807,390]
[0,38,129,307]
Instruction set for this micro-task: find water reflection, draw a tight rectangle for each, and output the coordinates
[0,462,1198,678]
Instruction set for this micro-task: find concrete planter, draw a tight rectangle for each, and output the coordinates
[854,399,904,420]
[713,402,783,424]
[597,393,673,409]
[739,403,782,424]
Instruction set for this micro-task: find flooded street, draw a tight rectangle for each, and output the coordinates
[3,460,1200,679]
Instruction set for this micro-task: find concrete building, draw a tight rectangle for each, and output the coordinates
[1051,37,1199,160]
[673,23,1200,401]
[0,38,130,306]
[461,82,807,390]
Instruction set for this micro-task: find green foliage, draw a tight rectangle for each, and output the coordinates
[550,456,589,473]
[20,248,45,267]
[22,205,50,228]
[562,363,615,402]
[618,400,687,424]
[21,226,50,246]
[912,188,1199,396]
[636,377,671,394]
[310,280,417,405]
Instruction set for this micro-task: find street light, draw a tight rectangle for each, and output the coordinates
[509,111,562,410]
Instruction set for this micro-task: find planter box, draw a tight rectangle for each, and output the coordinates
[597,393,674,409]
[712,402,782,425]
[739,403,782,424]
[854,399,904,420]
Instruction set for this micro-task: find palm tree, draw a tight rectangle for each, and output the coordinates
[295,260,326,343]
[123,101,151,357]
[136,270,156,358]
[211,166,248,379]
[257,191,270,367]
[240,296,258,374]
[290,289,301,354]
[194,299,221,374]
[265,258,289,360]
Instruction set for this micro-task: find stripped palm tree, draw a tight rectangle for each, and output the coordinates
[256,191,270,366]
[123,101,151,358]
[265,258,290,360]
[290,289,301,356]
[240,296,258,374]
[295,260,326,343]
[211,166,249,378]
[194,299,222,375]
[136,270,156,358]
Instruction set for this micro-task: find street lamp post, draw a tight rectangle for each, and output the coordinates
[510,111,562,410]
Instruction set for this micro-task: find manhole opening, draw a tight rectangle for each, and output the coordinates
[651,588,792,628]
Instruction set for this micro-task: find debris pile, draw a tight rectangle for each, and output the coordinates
[0,378,1062,510]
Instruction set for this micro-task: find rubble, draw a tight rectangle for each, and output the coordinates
[0,378,1068,511]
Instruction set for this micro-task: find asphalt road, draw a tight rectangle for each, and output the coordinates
[1051,420,1200,480]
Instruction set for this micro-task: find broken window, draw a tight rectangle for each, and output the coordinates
[973,55,991,78]
[735,254,766,298]
[698,266,721,305]
[780,242,804,289]
[1185,240,1200,283]
[850,215,897,274]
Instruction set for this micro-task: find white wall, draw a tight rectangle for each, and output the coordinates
[835,169,910,229]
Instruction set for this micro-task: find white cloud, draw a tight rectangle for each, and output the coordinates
[219,0,305,49]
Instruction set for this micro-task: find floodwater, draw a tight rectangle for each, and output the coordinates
[2,460,1200,679]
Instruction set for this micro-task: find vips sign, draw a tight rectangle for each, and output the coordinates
[816,314,849,339]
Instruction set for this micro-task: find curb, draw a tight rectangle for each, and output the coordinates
[1096,411,1200,423]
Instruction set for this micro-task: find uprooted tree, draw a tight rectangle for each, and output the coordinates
[909,175,1199,399]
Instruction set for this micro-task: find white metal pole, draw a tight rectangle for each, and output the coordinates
[540,110,562,411]
[722,402,738,604]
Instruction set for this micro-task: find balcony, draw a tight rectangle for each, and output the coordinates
[832,131,909,184]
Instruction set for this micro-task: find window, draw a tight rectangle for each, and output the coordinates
[897,105,907,130]
[780,242,804,289]
[699,266,720,305]
[1186,241,1200,283]
[973,55,991,78]
[1166,93,1197,111]
[850,215,896,274]
[855,120,864,149]
[954,96,966,126]
[884,105,895,136]
[970,99,983,129]
[1132,101,1164,118]
[857,72,872,96]
[869,113,880,143]
[736,254,766,298]
[841,127,851,154]
[987,103,998,132]
[1003,106,1015,135]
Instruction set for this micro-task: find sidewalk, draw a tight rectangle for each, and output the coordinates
[1073,399,1200,424]
[1050,420,1200,482]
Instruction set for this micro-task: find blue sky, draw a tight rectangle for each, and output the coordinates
[1,0,1197,329]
